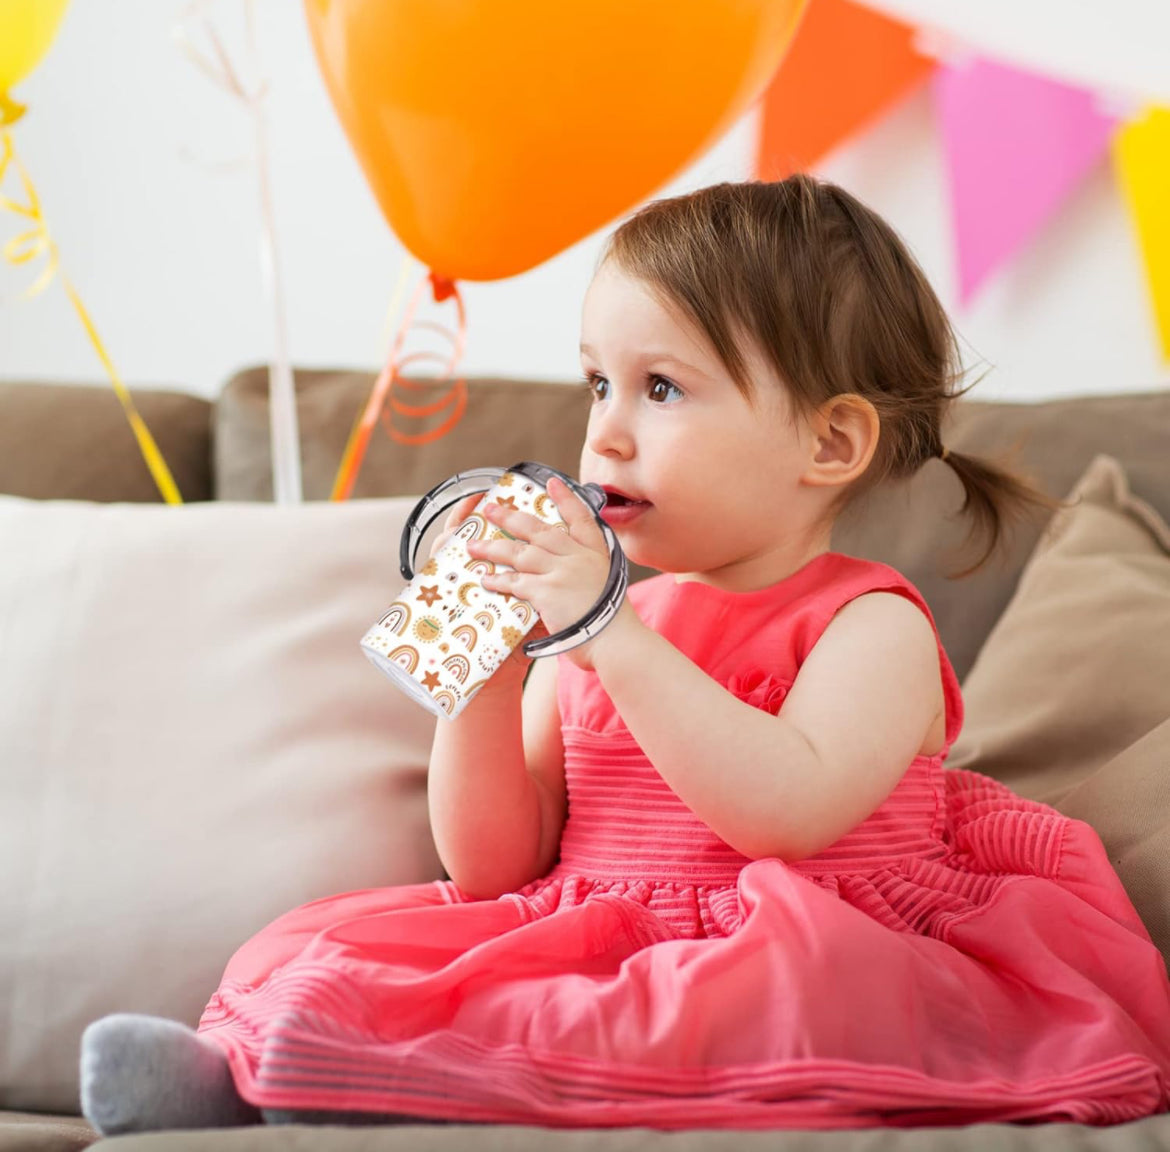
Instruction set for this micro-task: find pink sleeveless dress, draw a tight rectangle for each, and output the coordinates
[198,552,1170,1128]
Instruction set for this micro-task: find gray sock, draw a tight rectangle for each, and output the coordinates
[79,1013,260,1136]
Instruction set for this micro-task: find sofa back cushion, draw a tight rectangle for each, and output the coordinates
[0,381,213,503]
[214,367,594,504]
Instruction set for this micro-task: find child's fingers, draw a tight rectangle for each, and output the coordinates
[546,476,607,552]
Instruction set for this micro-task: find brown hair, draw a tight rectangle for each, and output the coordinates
[601,175,1064,578]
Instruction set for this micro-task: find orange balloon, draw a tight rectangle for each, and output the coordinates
[305,0,807,281]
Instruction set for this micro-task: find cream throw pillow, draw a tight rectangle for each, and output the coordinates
[0,497,442,1114]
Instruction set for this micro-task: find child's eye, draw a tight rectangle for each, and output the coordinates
[647,376,683,404]
[580,372,609,402]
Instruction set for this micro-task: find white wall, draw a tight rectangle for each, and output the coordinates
[2,0,1166,403]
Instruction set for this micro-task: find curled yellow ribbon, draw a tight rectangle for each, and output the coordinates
[1,128,183,504]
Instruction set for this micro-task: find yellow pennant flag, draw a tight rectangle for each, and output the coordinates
[1114,107,1170,362]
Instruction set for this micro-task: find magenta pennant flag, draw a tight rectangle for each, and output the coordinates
[934,57,1118,306]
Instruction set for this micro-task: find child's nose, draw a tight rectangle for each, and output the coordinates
[585,403,635,460]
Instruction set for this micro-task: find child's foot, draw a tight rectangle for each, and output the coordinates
[79,1013,260,1135]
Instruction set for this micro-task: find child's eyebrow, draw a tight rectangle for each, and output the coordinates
[644,353,715,383]
[579,343,714,382]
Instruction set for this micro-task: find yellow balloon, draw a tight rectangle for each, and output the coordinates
[0,0,71,126]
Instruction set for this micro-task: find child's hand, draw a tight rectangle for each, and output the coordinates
[467,476,612,671]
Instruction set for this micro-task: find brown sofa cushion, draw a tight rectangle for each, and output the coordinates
[1057,716,1170,972]
[949,454,1170,963]
[0,381,212,503]
[214,367,593,504]
[0,1112,95,1151]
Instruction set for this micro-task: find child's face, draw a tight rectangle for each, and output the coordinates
[578,262,827,581]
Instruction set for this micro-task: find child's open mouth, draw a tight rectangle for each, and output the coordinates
[600,491,652,525]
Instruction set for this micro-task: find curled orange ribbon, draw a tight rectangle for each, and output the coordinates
[331,268,468,501]
[0,128,184,504]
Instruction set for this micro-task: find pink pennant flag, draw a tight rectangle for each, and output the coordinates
[934,57,1118,306]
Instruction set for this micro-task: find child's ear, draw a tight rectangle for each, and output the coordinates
[801,393,880,489]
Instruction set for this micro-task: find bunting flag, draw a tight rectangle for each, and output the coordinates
[751,0,1170,363]
[1114,107,1170,360]
[755,0,934,179]
[933,57,1117,306]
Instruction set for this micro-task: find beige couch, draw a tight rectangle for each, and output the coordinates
[2,367,1169,1152]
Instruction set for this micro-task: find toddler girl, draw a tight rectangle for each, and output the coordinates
[81,175,1170,1133]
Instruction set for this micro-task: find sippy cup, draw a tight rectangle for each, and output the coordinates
[360,462,628,720]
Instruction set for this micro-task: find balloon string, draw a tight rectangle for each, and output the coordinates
[377,248,414,356]
[333,250,413,489]
[173,0,303,504]
[330,269,468,501]
[0,129,183,504]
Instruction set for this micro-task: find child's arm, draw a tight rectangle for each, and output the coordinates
[428,650,566,899]
[588,591,943,861]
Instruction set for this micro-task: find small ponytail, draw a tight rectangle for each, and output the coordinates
[936,446,1066,579]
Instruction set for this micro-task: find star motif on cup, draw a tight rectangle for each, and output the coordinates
[416,584,442,606]
[421,670,441,691]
